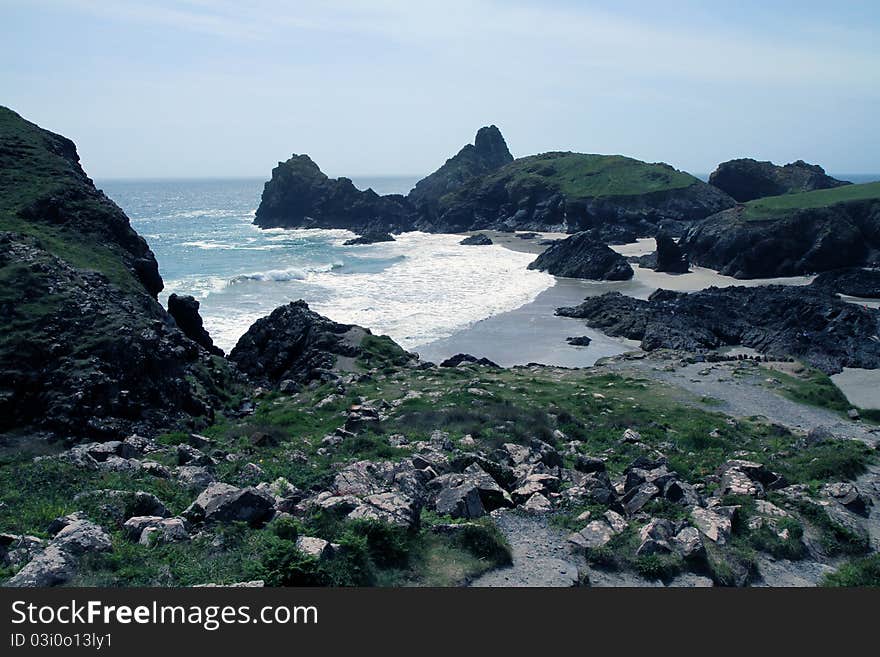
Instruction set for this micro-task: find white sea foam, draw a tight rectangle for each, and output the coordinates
[198,232,554,352]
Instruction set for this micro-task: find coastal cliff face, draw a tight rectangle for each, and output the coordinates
[407,125,513,211]
[682,185,880,278]
[254,154,416,233]
[709,158,850,202]
[0,107,236,441]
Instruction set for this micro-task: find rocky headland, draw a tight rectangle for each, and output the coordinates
[253,127,735,238]
[709,158,850,203]
[407,125,513,212]
[0,107,238,442]
[681,184,880,279]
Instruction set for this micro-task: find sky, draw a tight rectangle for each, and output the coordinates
[1,0,878,179]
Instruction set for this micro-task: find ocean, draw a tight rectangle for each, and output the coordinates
[98,177,555,354]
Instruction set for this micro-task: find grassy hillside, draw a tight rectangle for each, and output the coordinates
[743,181,880,219]
[0,106,147,293]
[475,152,699,199]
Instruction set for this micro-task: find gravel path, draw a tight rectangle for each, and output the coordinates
[469,510,583,587]
[602,356,878,445]
[473,355,879,587]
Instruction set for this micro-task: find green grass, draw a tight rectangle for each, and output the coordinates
[3,357,876,587]
[454,152,698,201]
[822,554,880,587]
[743,181,880,219]
[763,365,878,425]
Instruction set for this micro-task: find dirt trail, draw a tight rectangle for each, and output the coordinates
[469,510,583,587]
[602,357,879,445]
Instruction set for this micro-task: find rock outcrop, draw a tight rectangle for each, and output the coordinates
[229,300,414,386]
[253,154,416,233]
[0,106,237,441]
[528,232,633,280]
[408,125,513,212]
[228,301,360,385]
[167,293,223,356]
[425,152,735,234]
[459,233,493,246]
[342,231,395,246]
[682,193,880,278]
[253,132,734,238]
[557,286,880,373]
[810,268,880,299]
[708,158,850,202]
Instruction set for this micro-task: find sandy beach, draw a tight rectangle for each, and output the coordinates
[417,232,819,367]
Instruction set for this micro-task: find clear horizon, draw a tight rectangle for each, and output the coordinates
[3,1,879,178]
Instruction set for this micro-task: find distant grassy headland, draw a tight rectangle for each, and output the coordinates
[743,181,880,220]
[463,152,699,201]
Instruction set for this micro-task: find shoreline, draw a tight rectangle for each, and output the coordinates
[416,231,818,367]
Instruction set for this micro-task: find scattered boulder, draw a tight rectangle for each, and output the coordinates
[528,232,634,280]
[690,507,732,545]
[183,483,275,526]
[460,233,493,246]
[296,536,336,560]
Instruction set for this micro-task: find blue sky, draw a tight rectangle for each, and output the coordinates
[1,0,878,178]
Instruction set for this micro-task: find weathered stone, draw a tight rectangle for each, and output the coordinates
[183,483,274,526]
[568,520,616,550]
[522,492,553,513]
[690,507,732,545]
[622,482,660,515]
[6,546,77,587]
[821,482,872,516]
[295,536,335,560]
[670,526,704,558]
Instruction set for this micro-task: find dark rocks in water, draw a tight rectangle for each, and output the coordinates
[428,152,734,234]
[566,336,592,347]
[528,232,633,280]
[254,154,416,233]
[408,125,513,211]
[229,300,362,385]
[459,233,493,246]
[439,353,499,368]
[0,107,237,441]
[654,232,689,273]
[517,232,541,240]
[682,199,880,278]
[810,268,880,299]
[167,294,223,356]
[557,286,880,374]
[709,158,850,202]
[343,231,395,246]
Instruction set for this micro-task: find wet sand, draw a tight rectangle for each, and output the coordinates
[416,234,817,367]
[831,368,880,410]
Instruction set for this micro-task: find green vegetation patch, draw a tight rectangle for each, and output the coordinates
[466,152,698,201]
[743,181,880,219]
